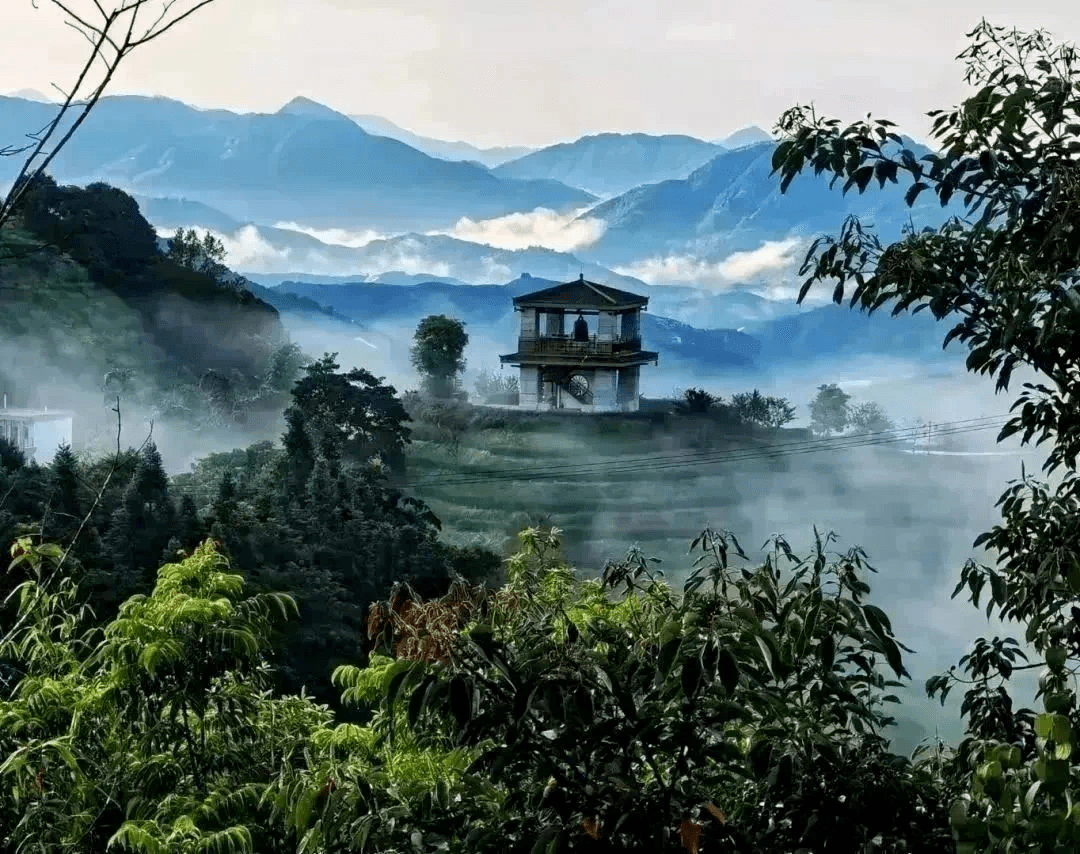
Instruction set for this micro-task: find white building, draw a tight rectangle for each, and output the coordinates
[0,399,74,465]
[498,275,660,413]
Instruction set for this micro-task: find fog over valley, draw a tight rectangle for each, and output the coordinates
[1,2,1077,848]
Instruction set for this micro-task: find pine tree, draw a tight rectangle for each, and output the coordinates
[176,494,204,551]
[280,407,315,503]
[43,444,81,543]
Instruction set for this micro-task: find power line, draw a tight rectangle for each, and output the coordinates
[404,415,1013,489]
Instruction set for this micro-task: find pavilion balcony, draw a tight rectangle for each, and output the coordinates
[515,334,642,357]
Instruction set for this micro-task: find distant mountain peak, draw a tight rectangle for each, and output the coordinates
[720,126,773,149]
[5,88,55,103]
[277,96,350,122]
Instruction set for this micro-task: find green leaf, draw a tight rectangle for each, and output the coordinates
[820,634,835,671]
[716,647,740,694]
[904,182,929,206]
[658,636,682,679]
[756,635,775,677]
[682,655,703,699]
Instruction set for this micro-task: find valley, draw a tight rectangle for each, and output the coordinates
[0,7,1076,849]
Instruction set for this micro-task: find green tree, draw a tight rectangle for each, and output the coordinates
[354,527,950,852]
[809,383,851,436]
[166,227,226,274]
[411,315,468,399]
[41,444,82,544]
[849,401,895,435]
[731,389,798,429]
[677,387,716,414]
[770,19,1080,849]
[0,537,305,853]
[286,353,413,478]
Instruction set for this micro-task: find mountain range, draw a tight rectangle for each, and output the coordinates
[266,275,949,375]
[490,133,726,197]
[580,136,963,267]
[0,94,592,231]
[349,113,533,167]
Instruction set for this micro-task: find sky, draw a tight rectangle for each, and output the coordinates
[2,0,1077,148]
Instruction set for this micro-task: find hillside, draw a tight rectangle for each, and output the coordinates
[491,132,725,197]
[578,137,964,266]
[0,177,297,435]
[0,94,594,231]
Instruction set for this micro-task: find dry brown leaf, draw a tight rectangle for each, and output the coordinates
[582,817,601,839]
[704,802,727,823]
[679,818,703,853]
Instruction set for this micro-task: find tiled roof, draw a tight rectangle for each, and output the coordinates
[513,274,648,310]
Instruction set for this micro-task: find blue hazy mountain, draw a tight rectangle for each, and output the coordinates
[269,275,948,372]
[134,195,246,234]
[578,137,962,267]
[491,133,726,197]
[718,125,773,148]
[0,94,593,231]
[349,113,533,167]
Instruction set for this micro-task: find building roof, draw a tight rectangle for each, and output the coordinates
[513,274,648,311]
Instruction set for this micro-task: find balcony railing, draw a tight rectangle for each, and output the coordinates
[517,334,642,357]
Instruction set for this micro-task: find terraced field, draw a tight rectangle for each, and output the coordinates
[402,408,1044,755]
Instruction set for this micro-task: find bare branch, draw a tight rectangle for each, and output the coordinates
[130,0,216,47]
[0,0,218,233]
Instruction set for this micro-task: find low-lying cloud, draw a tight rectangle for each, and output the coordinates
[271,221,386,248]
[615,237,826,303]
[431,207,606,252]
[156,225,452,278]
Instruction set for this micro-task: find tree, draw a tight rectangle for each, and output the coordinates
[41,444,82,543]
[730,389,798,429]
[770,19,1080,849]
[285,353,413,478]
[474,368,519,403]
[676,387,716,414]
[0,1,219,240]
[849,401,894,435]
[354,527,951,851]
[808,384,851,436]
[411,315,468,399]
[166,227,227,274]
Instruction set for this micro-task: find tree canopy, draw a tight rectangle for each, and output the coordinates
[410,315,469,399]
[771,18,1080,850]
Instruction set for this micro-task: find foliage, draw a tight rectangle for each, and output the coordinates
[1,180,296,433]
[729,389,798,429]
[850,401,895,435]
[809,383,851,436]
[474,369,519,404]
[676,388,716,415]
[771,18,1080,850]
[284,353,413,477]
[368,527,952,852]
[410,315,469,399]
[0,537,306,854]
[166,227,226,274]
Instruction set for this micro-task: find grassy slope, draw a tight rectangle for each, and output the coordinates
[0,226,159,389]
[404,413,786,565]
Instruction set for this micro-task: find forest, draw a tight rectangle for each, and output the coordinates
[1,9,1079,854]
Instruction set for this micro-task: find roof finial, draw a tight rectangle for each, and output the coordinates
[579,271,584,282]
